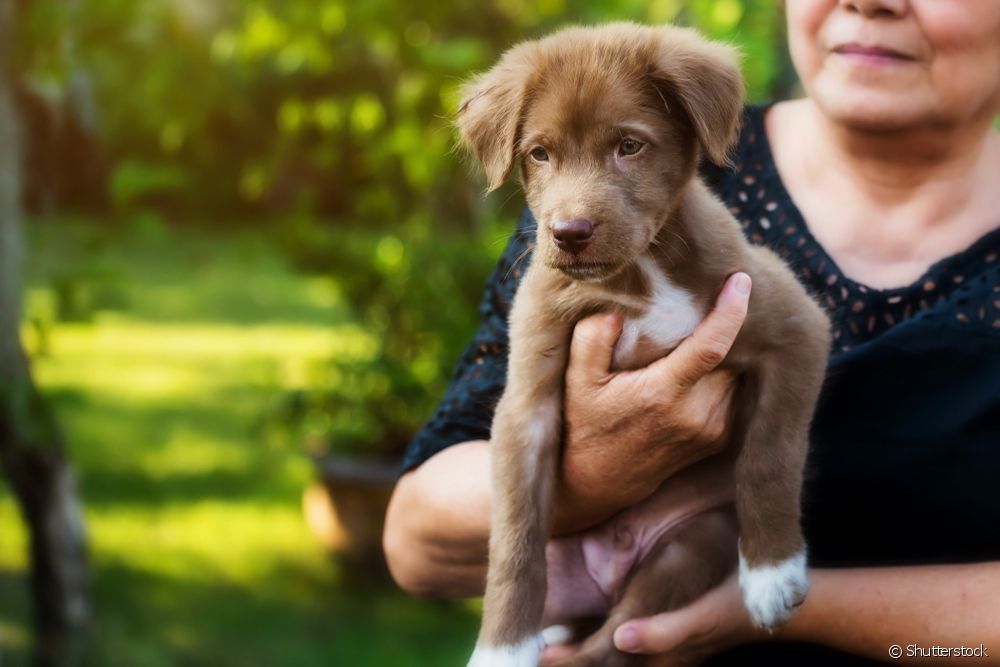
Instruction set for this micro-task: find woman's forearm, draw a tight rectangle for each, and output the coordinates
[779,562,1000,662]
[383,440,492,598]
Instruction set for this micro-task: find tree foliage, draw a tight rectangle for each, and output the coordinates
[16,0,789,224]
[15,1,792,457]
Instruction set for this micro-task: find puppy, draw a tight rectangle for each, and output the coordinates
[456,23,831,667]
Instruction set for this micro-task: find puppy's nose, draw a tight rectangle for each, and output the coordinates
[552,219,594,255]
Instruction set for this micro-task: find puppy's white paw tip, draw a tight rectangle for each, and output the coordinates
[467,636,543,667]
[739,550,809,631]
[541,624,573,646]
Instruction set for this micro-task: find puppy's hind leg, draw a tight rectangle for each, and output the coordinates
[548,508,738,667]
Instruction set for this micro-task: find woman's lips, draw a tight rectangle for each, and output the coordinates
[832,42,915,65]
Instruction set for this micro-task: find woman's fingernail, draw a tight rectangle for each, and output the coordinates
[733,272,751,295]
[614,625,640,653]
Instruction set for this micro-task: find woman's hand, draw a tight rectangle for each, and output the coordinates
[608,571,762,667]
[555,272,752,534]
[539,571,760,667]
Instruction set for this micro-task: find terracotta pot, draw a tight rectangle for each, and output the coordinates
[303,455,398,566]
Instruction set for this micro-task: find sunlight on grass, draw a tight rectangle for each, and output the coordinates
[0,499,30,665]
[25,315,337,595]
[134,428,255,479]
[0,499,28,569]
[1,225,478,666]
[90,501,330,592]
[23,318,377,404]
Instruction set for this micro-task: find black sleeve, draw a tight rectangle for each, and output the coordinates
[399,208,536,474]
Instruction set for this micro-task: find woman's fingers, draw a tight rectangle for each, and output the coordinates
[567,311,623,383]
[650,272,751,390]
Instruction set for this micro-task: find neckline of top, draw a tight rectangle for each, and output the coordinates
[743,102,1000,299]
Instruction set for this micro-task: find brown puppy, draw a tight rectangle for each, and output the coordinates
[456,23,831,667]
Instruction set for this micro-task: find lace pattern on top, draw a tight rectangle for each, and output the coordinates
[719,105,1000,354]
[401,104,1000,473]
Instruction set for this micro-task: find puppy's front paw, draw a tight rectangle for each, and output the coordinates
[738,550,809,632]
[467,635,543,667]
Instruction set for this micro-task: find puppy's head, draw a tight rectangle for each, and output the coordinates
[457,23,743,280]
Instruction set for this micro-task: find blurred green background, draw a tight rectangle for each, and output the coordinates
[0,1,791,665]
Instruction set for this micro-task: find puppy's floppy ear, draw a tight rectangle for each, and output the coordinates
[649,26,744,166]
[456,43,534,192]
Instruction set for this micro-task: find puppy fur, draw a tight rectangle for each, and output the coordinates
[457,23,831,667]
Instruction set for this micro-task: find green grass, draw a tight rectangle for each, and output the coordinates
[0,220,478,666]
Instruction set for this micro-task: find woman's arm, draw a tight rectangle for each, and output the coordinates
[383,439,490,598]
[604,562,1000,665]
[383,274,751,597]
[785,563,1000,662]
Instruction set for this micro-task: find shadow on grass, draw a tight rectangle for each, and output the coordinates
[1,556,478,667]
[41,388,307,508]
[76,466,299,509]
[26,221,352,328]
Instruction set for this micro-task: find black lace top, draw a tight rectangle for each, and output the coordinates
[402,105,1000,665]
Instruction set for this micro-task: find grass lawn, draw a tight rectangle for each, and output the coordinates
[0,219,478,666]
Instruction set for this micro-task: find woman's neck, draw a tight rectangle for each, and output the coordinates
[797,98,999,218]
[766,99,1000,289]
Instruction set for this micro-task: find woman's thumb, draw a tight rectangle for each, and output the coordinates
[613,611,692,655]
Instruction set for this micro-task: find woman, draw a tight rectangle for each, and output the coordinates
[383,0,1000,664]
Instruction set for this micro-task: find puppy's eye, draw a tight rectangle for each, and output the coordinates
[529,147,549,162]
[618,138,643,157]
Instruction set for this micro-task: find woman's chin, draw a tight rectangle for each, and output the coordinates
[812,87,937,132]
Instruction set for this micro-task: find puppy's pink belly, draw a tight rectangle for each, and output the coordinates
[580,498,732,603]
[545,460,735,620]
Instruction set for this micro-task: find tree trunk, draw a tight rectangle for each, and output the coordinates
[0,1,89,664]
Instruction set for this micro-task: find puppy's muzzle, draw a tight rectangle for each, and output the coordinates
[552,219,594,255]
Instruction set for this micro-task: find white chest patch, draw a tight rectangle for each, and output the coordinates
[611,257,704,371]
